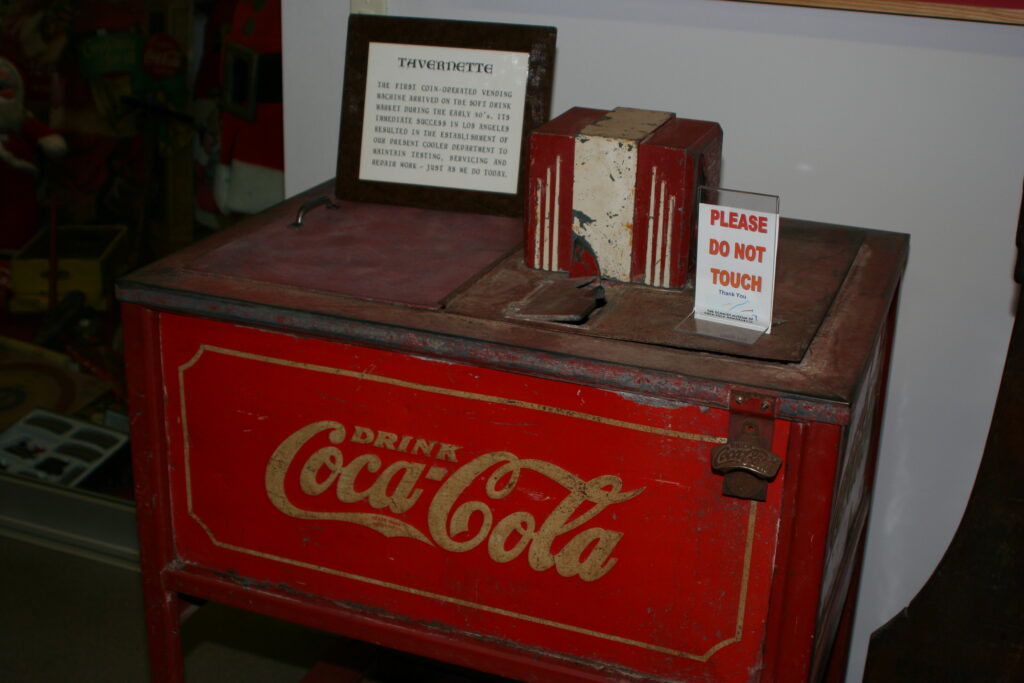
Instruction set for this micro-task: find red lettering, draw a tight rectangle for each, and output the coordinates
[710,267,762,292]
[710,209,770,233]
[733,243,767,263]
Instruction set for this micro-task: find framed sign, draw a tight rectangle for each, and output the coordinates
[337,15,556,216]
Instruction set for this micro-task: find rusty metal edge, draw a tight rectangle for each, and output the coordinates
[116,282,850,424]
[166,562,674,683]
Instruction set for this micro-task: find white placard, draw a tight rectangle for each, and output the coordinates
[359,42,529,194]
[693,203,779,334]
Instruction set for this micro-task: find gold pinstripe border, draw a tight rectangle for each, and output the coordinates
[176,343,756,662]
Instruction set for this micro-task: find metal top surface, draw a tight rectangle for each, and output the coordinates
[118,183,909,418]
[186,199,522,309]
[447,222,863,363]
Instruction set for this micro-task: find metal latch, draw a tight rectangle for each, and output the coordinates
[289,196,340,228]
[711,391,782,501]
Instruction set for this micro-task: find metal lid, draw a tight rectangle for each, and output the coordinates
[447,222,865,363]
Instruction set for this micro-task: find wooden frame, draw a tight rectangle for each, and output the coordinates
[336,14,556,216]
[737,0,1024,25]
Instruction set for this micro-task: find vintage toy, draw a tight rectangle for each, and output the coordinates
[0,57,66,252]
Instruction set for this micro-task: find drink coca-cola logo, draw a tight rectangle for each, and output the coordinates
[265,421,644,582]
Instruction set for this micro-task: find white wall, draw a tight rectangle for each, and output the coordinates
[282,1,1024,680]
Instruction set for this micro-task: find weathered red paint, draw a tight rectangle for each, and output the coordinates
[119,189,907,682]
[122,304,186,682]
[631,116,722,288]
[525,107,721,288]
[157,312,784,680]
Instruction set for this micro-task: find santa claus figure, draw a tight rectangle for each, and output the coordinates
[0,57,66,252]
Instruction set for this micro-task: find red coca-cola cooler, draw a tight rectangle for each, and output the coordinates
[118,182,906,682]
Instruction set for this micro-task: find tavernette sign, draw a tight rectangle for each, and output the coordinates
[336,15,556,216]
[358,42,529,195]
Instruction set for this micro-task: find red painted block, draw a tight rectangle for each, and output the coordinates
[526,108,722,288]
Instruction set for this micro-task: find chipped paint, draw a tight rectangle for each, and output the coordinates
[614,390,702,411]
[532,156,563,271]
[572,133,638,281]
[570,108,672,283]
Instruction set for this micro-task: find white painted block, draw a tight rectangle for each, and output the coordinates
[571,108,671,282]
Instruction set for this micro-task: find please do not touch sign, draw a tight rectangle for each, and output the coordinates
[694,196,779,335]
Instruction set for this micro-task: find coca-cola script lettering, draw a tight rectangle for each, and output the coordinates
[265,421,644,582]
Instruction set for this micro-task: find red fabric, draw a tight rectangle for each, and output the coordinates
[217,0,283,172]
[0,116,53,250]
[227,0,281,52]
[194,0,240,100]
[218,103,283,170]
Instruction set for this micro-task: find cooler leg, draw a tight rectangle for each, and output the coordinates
[141,581,186,683]
[123,304,185,681]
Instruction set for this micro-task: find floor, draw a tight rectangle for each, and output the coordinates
[0,535,338,682]
[0,389,519,682]
[0,533,520,682]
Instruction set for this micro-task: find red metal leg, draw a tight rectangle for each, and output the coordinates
[123,304,184,682]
